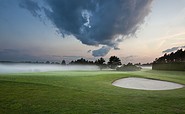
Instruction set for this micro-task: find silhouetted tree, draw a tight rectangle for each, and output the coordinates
[55,62,60,64]
[88,61,94,64]
[46,61,50,64]
[134,63,141,66]
[108,56,121,69]
[69,58,94,65]
[95,57,106,70]
[127,62,133,66]
[95,58,105,65]
[61,60,66,65]
[116,63,141,71]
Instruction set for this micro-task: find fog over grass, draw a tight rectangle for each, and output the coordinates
[0,63,99,74]
[141,66,152,69]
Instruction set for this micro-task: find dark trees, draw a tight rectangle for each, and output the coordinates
[95,58,105,65]
[152,49,185,71]
[108,56,121,69]
[69,58,94,65]
[61,60,66,65]
[46,61,50,64]
[95,57,106,70]
[154,49,185,63]
[116,63,141,71]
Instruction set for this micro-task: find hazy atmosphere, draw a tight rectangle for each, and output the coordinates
[1,0,185,64]
[0,63,99,73]
[0,1,185,114]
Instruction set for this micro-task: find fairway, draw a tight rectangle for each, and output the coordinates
[0,70,185,114]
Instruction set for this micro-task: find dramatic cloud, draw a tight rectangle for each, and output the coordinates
[20,0,153,57]
[19,0,41,17]
[92,46,111,57]
[162,46,185,53]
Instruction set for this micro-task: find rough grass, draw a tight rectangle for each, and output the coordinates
[0,70,185,114]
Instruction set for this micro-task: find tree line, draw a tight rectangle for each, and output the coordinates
[0,56,122,69]
[69,56,121,70]
[152,49,185,71]
[154,49,185,64]
[1,55,145,71]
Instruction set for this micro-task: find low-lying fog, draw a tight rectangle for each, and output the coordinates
[141,66,152,69]
[0,63,99,74]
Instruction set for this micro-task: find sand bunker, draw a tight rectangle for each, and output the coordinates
[112,77,184,90]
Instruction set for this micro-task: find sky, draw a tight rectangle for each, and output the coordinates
[0,0,185,64]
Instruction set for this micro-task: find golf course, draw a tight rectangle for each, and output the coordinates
[1,0,185,113]
[0,69,185,114]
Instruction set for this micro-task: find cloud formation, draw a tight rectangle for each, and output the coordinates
[20,0,153,57]
[19,0,41,17]
[162,46,185,53]
[92,46,111,57]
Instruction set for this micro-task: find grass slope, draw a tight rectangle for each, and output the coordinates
[0,70,185,114]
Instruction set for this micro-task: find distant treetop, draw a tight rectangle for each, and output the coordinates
[154,49,185,64]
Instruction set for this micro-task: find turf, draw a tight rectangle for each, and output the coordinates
[0,70,185,114]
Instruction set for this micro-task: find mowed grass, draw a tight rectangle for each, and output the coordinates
[0,70,185,114]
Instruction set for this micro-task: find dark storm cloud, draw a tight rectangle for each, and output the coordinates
[19,0,41,17]
[92,46,111,57]
[162,46,185,53]
[20,0,153,57]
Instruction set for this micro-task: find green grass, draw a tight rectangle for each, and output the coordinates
[0,70,185,114]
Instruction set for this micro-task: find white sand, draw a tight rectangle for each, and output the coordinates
[112,77,184,90]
